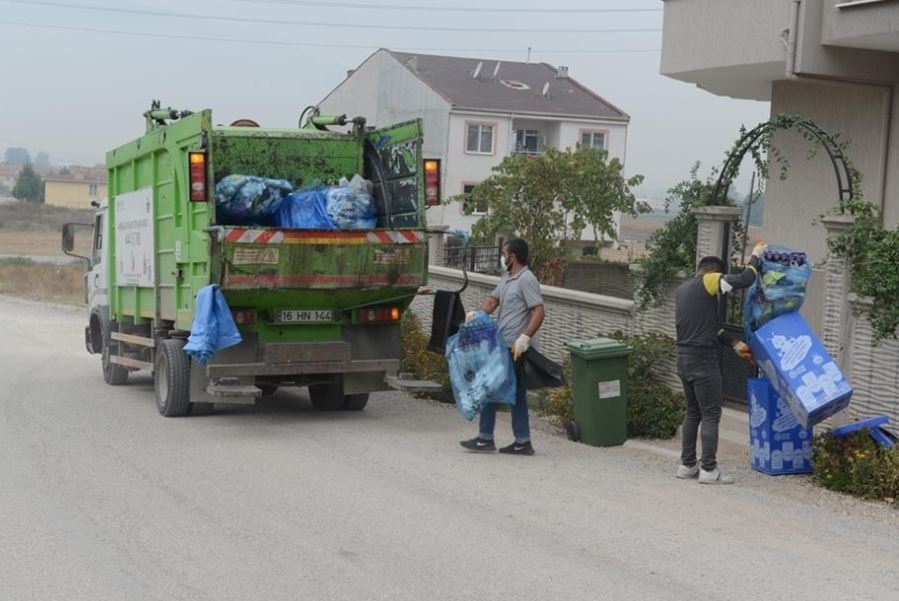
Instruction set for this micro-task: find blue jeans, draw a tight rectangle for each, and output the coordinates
[479,358,530,443]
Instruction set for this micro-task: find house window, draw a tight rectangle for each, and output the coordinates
[515,129,539,155]
[462,183,488,215]
[580,131,607,150]
[89,183,98,196]
[466,123,494,154]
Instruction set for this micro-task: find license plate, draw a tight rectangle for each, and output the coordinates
[275,309,333,323]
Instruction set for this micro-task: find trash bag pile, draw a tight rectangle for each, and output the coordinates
[214,175,293,225]
[445,312,517,421]
[216,173,376,230]
[743,244,813,336]
[183,284,243,365]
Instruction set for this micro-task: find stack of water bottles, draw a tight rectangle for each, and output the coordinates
[743,244,853,475]
[445,312,517,421]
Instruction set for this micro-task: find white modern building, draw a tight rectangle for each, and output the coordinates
[319,49,631,236]
[661,0,899,331]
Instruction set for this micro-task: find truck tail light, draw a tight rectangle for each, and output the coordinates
[358,306,401,324]
[231,309,255,326]
[189,152,207,202]
[424,159,440,207]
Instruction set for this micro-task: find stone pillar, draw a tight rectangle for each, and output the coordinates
[427,225,449,266]
[820,214,855,366]
[692,206,742,269]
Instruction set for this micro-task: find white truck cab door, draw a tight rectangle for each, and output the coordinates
[88,208,107,311]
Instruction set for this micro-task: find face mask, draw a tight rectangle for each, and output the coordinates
[500,255,508,271]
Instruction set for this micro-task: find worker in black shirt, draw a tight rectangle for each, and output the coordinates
[674,242,765,485]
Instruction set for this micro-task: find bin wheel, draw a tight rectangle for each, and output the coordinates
[565,420,580,442]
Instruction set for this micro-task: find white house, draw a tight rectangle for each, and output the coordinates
[661,0,899,332]
[318,49,631,237]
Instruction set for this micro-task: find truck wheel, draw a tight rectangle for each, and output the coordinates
[101,323,129,386]
[258,384,279,397]
[190,402,215,416]
[155,339,191,417]
[309,382,346,411]
[343,393,369,411]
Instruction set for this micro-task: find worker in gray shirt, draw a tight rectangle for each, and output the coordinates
[675,242,765,484]
[460,239,545,456]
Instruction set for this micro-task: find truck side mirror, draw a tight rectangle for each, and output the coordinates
[62,223,76,253]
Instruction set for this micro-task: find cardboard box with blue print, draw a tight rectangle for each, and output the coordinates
[747,378,813,475]
[748,312,853,428]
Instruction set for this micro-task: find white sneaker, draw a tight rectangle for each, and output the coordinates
[676,464,700,479]
[699,468,735,485]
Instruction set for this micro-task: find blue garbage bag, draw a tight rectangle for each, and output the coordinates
[273,189,336,229]
[215,175,294,225]
[326,185,376,230]
[445,312,517,421]
[743,244,813,336]
[183,284,243,365]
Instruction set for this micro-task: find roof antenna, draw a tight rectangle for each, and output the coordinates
[542,82,550,97]
[492,61,502,79]
[472,61,483,79]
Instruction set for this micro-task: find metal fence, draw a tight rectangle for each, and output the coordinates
[442,244,500,274]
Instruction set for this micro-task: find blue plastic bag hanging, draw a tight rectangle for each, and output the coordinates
[183,284,243,365]
[743,244,813,335]
[445,312,517,421]
[273,188,336,229]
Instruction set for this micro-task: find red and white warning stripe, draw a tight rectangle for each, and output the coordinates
[223,228,424,245]
[224,229,285,244]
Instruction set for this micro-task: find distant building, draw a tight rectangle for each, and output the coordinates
[0,163,20,192]
[319,49,631,238]
[44,166,107,208]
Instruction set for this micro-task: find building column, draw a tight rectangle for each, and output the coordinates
[427,225,449,266]
[820,214,855,368]
[692,206,742,269]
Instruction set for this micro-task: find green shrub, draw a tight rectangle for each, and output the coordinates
[539,331,686,439]
[813,430,899,502]
[400,313,452,402]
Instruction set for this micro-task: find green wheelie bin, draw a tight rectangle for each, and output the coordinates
[566,338,632,447]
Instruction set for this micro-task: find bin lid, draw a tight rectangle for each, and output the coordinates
[566,338,631,360]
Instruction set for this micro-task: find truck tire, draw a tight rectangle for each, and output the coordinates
[190,402,215,416]
[343,393,369,411]
[101,322,129,386]
[309,382,346,411]
[154,339,191,417]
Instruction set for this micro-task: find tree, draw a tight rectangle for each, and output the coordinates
[4,147,30,166]
[459,147,646,273]
[12,163,44,203]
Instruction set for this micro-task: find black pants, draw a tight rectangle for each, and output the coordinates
[677,351,723,472]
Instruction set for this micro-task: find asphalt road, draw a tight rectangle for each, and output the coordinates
[2,297,898,601]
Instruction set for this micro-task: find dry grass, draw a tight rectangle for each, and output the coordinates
[0,260,85,305]
[0,200,95,232]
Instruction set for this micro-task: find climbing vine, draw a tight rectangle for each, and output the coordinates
[827,199,899,341]
[636,113,860,310]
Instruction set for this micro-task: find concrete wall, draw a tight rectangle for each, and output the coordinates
[410,266,682,389]
[883,83,899,228]
[562,262,633,299]
[844,297,899,425]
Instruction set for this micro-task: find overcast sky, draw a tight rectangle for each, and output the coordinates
[0,0,770,200]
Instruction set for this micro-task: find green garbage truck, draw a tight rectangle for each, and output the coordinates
[62,103,438,417]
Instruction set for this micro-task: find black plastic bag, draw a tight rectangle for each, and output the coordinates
[427,291,466,354]
[522,349,565,390]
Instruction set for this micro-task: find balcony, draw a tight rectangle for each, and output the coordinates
[823,0,899,52]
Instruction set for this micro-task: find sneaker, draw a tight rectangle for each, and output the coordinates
[676,464,700,479]
[499,441,535,456]
[460,437,496,452]
[698,467,735,485]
